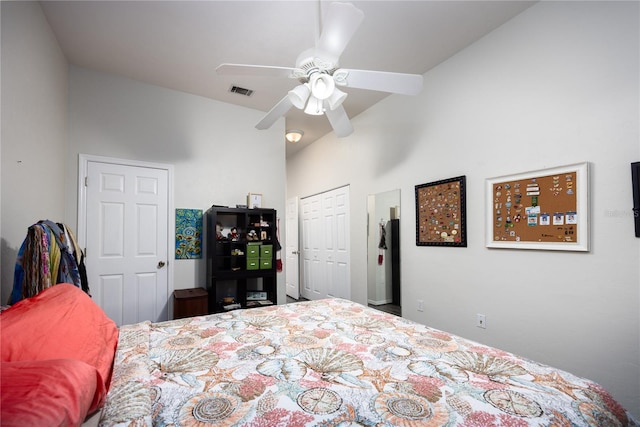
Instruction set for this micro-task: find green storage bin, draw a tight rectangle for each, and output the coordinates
[260,258,272,269]
[247,259,260,270]
[246,243,260,257]
[260,244,273,257]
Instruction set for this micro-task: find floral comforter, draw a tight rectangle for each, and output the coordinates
[99,298,637,426]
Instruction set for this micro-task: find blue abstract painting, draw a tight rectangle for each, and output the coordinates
[175,208,202,259]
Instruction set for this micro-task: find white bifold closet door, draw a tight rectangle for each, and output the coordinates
[300,186,350,301]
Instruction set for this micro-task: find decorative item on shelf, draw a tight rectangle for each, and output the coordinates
[247,291,267,301]
[228,227,239,241]
[247,230,259,241]
[216,222,224,240]
[246,300,273,308]
[248,193,262,209]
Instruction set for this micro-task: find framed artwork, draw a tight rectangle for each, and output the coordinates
[415,176,467,247]
[175,208,203,259]
[485,162,589,251]
[248,193,262,209]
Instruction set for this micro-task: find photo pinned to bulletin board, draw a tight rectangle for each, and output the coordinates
[415,175,467,247]
[485,162,589,251]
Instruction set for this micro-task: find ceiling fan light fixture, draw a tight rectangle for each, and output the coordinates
[217,2,423,139]
[288,84,310,110]
[309,73,335,100]
[327,87,347,110]
[304,96,325,115]
[285,129,304,144]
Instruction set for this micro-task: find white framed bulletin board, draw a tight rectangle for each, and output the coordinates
[486,162,589,252]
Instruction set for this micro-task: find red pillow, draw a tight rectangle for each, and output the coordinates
[1,359,104,426]
[1,284,118,393]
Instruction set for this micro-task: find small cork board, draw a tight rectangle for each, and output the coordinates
[485,163,589,251]
[415,176,467,247]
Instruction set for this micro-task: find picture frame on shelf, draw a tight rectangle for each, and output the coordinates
[248,193,262,209]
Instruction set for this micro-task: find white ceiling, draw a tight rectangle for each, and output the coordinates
[40,0,535,157]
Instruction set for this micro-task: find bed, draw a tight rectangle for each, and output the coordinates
[100,297,637,426]
[2,285,637,426]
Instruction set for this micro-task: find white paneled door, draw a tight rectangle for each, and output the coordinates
[285,197,300,300]
[81,156,170,326]
[301,195,322,300]
[300,186,350,301]
[322,189,350,299]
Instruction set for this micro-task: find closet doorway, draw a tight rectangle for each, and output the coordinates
[367,189,401,316]
[78,155,173,326]
[299,186,350,301]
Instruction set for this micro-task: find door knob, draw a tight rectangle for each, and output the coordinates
[292,250,299,255]
[158,261,166,268]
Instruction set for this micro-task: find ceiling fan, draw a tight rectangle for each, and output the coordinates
[216,2,424,138]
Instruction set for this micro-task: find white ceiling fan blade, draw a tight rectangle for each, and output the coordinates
[316,2,364,64]
[325,104,353,137]
[336,69,424,96]
[255,95,294,130]
[216,63,296,78]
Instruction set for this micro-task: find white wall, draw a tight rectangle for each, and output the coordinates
[288,1,640,417]
[0,1,288,305]
[66,66,287,301]
[0,1,68,302]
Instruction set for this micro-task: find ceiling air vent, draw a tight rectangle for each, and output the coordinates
[230,85,254,97]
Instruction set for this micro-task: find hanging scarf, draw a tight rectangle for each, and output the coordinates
[10,221,84,304]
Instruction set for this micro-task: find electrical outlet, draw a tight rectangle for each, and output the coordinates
[477,314,486,329]
[417,300,424,312]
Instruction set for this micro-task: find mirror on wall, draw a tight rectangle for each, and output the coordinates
[367,189,401,316]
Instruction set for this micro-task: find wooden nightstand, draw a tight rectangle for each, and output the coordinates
[173,288,208,319]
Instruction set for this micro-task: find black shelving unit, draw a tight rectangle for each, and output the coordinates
[205,206,277,312]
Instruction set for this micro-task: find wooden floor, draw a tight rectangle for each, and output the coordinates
[368,303,401,317]
[286,296,401,317]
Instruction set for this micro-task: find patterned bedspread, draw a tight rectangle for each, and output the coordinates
[99,298,637,426]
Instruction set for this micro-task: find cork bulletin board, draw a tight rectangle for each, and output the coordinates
[485,162,589,251]
[415,176,467,247]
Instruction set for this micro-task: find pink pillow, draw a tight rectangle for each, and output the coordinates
[1,359,104,426]
[1,284,118,393]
